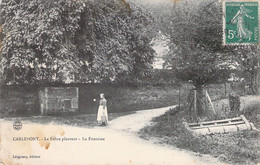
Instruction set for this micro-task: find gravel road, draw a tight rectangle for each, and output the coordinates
[1,105,227,165]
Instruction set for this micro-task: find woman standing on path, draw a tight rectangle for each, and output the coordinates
[97,93,108,126]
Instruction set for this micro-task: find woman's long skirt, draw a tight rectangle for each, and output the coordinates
[97,106,108,124]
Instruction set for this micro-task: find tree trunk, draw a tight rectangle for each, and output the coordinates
[195,85,204,116]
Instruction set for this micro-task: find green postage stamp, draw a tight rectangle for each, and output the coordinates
[223,0,259,44]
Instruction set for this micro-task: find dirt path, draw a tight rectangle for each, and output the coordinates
[108,106,175,133]
[1,106,226,165]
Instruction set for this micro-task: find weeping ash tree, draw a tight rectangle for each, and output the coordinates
[0,0,155,85]
[146,0,260,116]
[147,0,234,116]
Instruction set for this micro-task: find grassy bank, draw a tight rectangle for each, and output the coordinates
[139,101,260,164]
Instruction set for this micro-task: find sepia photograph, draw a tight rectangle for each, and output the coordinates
[0,0,259,164]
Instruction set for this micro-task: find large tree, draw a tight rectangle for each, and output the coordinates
[142,0,260,115]
[0,0,155,84]
[147,0,231,115]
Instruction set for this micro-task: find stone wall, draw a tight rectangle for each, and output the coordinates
[39,87,79,115]
[0,85,39,117]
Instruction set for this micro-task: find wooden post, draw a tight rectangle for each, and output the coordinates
[224,82,227,96]
[178,87,181,110]
[194,89,197,120]
[205,88,209,112]
[206,90,216,114]
[188,96,194,121]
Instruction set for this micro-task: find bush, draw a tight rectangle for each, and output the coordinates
[241,102,260,129]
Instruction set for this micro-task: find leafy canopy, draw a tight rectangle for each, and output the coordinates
[0,0,155,84]
[144,0,234,87]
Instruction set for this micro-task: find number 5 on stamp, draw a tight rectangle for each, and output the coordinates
[223,1,259,44]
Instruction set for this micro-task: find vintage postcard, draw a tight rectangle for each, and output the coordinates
[0,0,260,165]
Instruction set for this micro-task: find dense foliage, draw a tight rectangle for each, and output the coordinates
[138,0,259,92]
[0,0,155,84]
[134,0,259,115]
[145,0,231,86]
[233,45,259,94]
